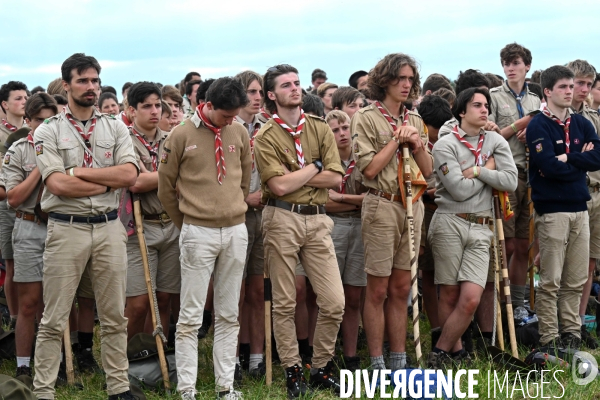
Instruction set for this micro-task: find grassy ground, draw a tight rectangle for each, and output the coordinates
[2,321,600,399]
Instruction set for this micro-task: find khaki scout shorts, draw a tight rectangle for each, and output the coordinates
[13,217,47,283]
[587,190,600,259]
[0,200,15,259]
[330,215,366,287]
[361,193,424,277]
[429,213,493,289]
[244,209,264,278]
[503,172,530,239]
[419,204,436,272]
[126,220,181,297]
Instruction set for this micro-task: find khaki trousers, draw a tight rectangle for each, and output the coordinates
[535,211,589,345]
[34,219,129,399]
[262,206,344,369]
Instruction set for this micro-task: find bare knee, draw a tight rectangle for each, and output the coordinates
[459,294,481,315]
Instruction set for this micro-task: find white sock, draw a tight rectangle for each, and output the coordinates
[16,357,30,368]
[249,354,263,371]
[235,356,240,364]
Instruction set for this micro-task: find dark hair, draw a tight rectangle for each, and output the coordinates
[422,73,453,94]
[25,93,58,120]
[541,66,574,100]
[184,71,201,84]
[311,68,327,82]
[98,92,119,110]
[594,73,600,88]
[205,77,248,111]
[455,69,490,95]
[0,81,28,113]
[348,70,368,89]
[302,93,325,118]
[452,87,492,124]
[527,82,543,99]
[331,86,363,110]
[530,70,543,85]
[101,85,117,96]
[367,53,421,102]
[31,86,45,95]
[197,78,216,104]
[484,73,503,88]
[500,42,533,67]
[263,64,300,114]
[417,95,453,129]
[52,94,68,106]
[122,82,133,94]
[185,79,202,97]
[127,82,162,109]
[61,53,101,83]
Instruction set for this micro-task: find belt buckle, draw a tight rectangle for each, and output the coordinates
[466,214,478,224]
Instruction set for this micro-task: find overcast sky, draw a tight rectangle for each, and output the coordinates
[2,0,599,100]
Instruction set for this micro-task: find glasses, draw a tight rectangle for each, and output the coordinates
[246,89,264,97]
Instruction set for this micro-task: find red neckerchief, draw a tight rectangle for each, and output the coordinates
[272,109,306,168]
[374,101,409,161]
[65,113,97,168]
[1,119,17,132]
[452,125,485,166]
[542,106,571,153]
[340,160,356,194]
[131,126,160,172]
[120,112,132,127]
[259,108,271,121]
[197,104,226,184]
[27,132,34,148]
[427,141,434,151]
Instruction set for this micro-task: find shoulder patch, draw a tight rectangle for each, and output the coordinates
[35,141,43,155]
[3,154,9,165]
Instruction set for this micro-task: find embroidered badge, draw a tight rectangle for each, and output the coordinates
[439,163,449,175]
[502,104,510,109]
[160,152,168,163]
[354,142,359,153]
[536,143,543,153]
[3,154,9,165]
[35,141,43,155]
[284,149,289,153]
[105,151,112,159]
[62,137,70,142]
[574,138,580,144]
[184,145,197,152]
[229,145,235,152]
[556,140,563,144]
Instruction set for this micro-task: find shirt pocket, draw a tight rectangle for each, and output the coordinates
[57,140,81,168]
[22,163,36,178]
[376,132,392,152]
[95,139,115,166]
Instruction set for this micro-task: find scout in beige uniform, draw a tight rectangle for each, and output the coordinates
[124,82,180,341]
[427,88,517,368]
[158,77,251,400]
[233,70,267,379]
[253,64,344,398]
[566,59,600,348]
[324,110,366,370]
[32,53,139,400]
[488,43,541,310]
[5,94,57,378]
[0,81,29,327]
[352,53,433,372]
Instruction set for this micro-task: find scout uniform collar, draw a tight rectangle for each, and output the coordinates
[503,81,528,119]
[63,104,103,121]
[234,113,261,128]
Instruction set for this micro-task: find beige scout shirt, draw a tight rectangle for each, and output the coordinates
[235,114,264,194]
[352,103,431,195]
[575,104,600,186]
[254,114,344,205]
[488,83,541,170]
[3,137,42,213]
[34,106,139,215]
[129,126,169,215]
[0,123,27,159]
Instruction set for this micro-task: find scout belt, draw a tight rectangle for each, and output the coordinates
[455,213,489,225]
[267,199,325,215]
[49,209,118,223]
[368,188,401,203]
[15,211,38,223]
[143,212,170,222]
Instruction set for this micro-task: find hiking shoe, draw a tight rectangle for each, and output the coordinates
[430,327,441,350]
[300,352,312,369]
[452,349,472,367]
[560,332,582,352]
[427,350,453,370]
[342,355,361,371]
[580,325,598,349]
[248,362,266,379]
[234,362,242,385]
[75,346,102,374]
[108,390,139,400]
[55,362,68,387]
[15,365,32,378]
[180,391,196,400]
[218,389,243,399]
[197,312,212,339]
[309,360,340,394]
[475,336,492,356]
[285,364,311,399]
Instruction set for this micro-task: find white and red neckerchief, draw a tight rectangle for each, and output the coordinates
[120,112,133,127]
[272,109,306,168]
[132,126,160,171]
[542,106,571,153]
[340,160,356,193]
[1,119,17,132]
[249,123,260,171]
[259,108,271,121]
[27,132,34,148]
[65,113,97,168]
[452,125,485,166]
[197,104,226,184]
[427,141,434,151]
[374,101,410,161]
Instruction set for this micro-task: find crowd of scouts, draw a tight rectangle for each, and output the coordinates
[0,42,598,400]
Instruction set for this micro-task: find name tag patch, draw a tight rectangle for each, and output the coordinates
[185,145,197,152]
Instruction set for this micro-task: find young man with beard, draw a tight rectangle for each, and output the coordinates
[124,82,180,341]
[428,88,517,368]
[233,70,267,379]
[158,77,251,400]
[488,43,541,312]
[325,110,366,371]
[254,64,345,398]
[565,59,600,348]
[352,53,433,373]
[32,53,139,400]
[527,66,600,354]
[4,93,57,378]
[0,81,28,329]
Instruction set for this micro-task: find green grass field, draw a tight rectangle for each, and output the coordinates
[3,320,600,399]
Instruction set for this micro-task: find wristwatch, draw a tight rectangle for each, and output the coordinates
[313,160,323,173]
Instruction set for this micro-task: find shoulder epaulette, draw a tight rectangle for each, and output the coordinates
[526,89,539,98]
[11,137,28,147]
[489,87,501,93]
[44,114,60,124]
[408,110,423,120]
[306,113,326,123]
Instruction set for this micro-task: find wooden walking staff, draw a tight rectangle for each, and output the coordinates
[63,324,75,385]
[402,144,422,368]
[491,229,505,351]
[264,272,273,386]
[133,196,171,391]
[493,190,518,358]
[526,146,536,309]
